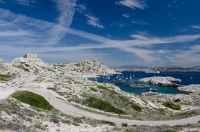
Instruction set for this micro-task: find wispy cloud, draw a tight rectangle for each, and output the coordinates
[84,14,104,29]
[132,21,148,25]
[15,0,38,6]
[1,2,200,66]
[48,0,76,44]
[0,30,32,37]
[76,3,87,14]
[191,25,200,29]
[116,0,147,9]
[109,21,127,28]
[122,14,129,18]
[0,0,5,4]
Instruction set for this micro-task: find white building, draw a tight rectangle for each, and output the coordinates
[23,54,37,59]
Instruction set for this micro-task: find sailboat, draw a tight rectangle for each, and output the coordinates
[130,72,132,80]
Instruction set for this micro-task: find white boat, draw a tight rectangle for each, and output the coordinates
[190,76,193,80]
[145,67,160,74]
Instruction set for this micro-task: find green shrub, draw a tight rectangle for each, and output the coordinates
[84,97,125,114]
[101,120,116,126]
[51,116,59,123]
[174,99,180,102]
[162,101,181,110]
[118,95,142,112]
[97,85,107,90]
[12,91,53,110]
[0,74,11,81]
[130,103,142,112]
[47,87,57,91]
[90,87,97,92]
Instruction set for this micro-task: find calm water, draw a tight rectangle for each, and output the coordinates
[90,71,200,95]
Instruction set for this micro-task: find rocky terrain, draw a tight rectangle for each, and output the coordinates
[0,55,200,132]
[178,84,200,94]
[139,76,181,87]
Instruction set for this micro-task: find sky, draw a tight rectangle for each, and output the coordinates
[0,0,200,67]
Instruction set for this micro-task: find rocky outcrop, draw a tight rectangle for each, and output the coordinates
[139,76,181,87]
[51,60,116,77]
[178,84,200,94]
[0,58,4,63]
[12,57,47,67]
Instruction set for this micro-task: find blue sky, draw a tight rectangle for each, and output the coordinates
[0,0,200,67]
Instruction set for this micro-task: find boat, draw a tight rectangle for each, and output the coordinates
[148,88,157,92]
[130,72,132,80]
[190,76,193,80]
[145,67,160,74]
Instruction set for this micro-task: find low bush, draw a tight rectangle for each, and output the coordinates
[130,103,142,112]
[162,101,181,110]
[102,120,116,126]
[0,74,11,81]
[84,97,125,114]
[47,87,57,91]
[174,99,180,102]
[90,87,97,92]
[97,85,107,90]
[12,91,53,110]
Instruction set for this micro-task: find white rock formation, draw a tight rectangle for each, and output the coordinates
[12,57,47,67]
[139,76,181,86]
[178,84,200,93]
[0,58,4,63]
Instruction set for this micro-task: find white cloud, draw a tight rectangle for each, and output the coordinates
[15,0,38,6]
[122,14,129,18]
[0,30,32,37]
[132,21,148,25]
[191,25,200,29]
[49,0,76,44]
[76,3,87,13]
[1,3,200,66]
[0,0,5,4]
[116,0,147,9]
[85,14,104,29]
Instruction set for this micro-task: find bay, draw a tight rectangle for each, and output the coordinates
[90,71,200,95]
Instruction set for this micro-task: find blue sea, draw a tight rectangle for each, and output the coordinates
[90,71,200,95]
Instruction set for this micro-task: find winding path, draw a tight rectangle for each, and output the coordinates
[1,88,200,126]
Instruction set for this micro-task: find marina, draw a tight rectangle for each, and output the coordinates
[90,71,200,95]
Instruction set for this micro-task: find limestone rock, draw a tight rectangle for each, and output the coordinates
[139,76,181,87]
[178,84,200,94]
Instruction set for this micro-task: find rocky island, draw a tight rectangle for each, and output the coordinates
[0,54,200,132]
[139,76,181,87]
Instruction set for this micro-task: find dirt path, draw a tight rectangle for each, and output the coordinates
[1,88,200,126]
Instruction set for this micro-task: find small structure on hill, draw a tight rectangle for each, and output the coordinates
[12,54,47,67]
[23,54,37,59]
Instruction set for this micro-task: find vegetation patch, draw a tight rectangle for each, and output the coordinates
[83,97,125,114]
[130,103,142,112]
[12,91,53,110]
[101,120,116,126]
[47,87,57,91]
[90,87,97,92]
[162,101,181,110]
[118,95,142,112]
[0,74,11,81]
[174,99,180,102]
[97,85,107,90]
